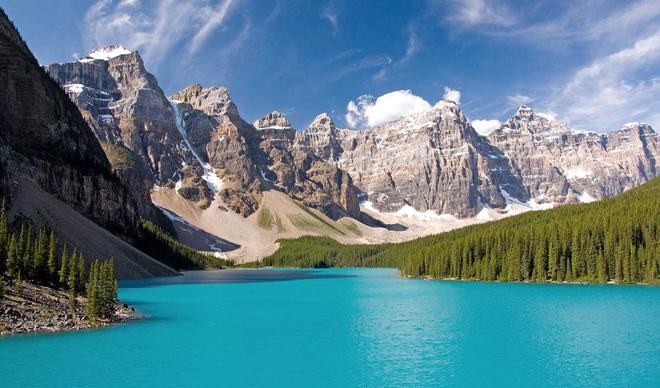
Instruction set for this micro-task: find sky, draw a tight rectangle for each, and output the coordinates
[2,0,659,132]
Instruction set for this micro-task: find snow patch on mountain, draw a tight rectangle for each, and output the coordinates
[564,166,593,179]
[170,99,223,193]
[79,45,131,63]
[577,191,596,203]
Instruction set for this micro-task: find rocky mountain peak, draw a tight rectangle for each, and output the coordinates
[254,111,292,129]
[171,83,239,120]
[309,112,335,130]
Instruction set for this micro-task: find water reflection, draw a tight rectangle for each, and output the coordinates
[119,269,354,288]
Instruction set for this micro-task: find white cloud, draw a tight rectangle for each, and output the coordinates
[471,119,501,135]
[447,0,514,27]
[551,29,660,130]
[443,87,461,104]
[506,94,532,107]
[345,90,432,128]
[84,0,238,67]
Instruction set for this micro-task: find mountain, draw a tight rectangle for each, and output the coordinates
[488,106,658,204]
[263,177,659,284]
[45,45,184,218]
[304,103,658,218]
[0,10,176,278]
[43,45,658,263]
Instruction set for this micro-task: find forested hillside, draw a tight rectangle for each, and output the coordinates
[264,178,659,284]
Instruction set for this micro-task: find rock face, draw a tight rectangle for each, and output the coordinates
[43,45,656,223]
[169,85,361,219]
[488,107,658,204]
[300,103,658,218]
[0,11,141,235]
[305,101,528,217]
[45,46,189,220]
[45,44,363,220]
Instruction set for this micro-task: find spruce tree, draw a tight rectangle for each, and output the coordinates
[47,230,57,281]
[59,244,69,286]
[86,261,99,321]
[5,234,18,279]
[15,270,22,293]
[69,264,77,316]
[0,199,8,267]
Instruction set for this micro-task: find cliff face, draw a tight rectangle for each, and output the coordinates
[0,11,140,235]
[300,103,658,218]
[307,102,528,217]
[488,107,658,203]
[45,47,186,218]
[41,46,657,223]
[169,85,361,219]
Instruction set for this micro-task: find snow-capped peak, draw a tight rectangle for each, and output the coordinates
[79,45,132,63]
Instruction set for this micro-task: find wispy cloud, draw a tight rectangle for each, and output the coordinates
[401,26,420,63]
[84,0,240,67]
[445,0,515,27]
[549,29,660,130]
[506,94,532,107]
[327,54,392,83]
[321,0,340,33]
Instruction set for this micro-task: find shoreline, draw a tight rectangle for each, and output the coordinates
[1,280,139,337]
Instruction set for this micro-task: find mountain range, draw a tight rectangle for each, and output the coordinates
[1,6,657,268]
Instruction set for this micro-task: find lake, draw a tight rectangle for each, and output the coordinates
[1,268,659,387]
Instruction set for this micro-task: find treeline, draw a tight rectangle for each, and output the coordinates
[262,236,398,268]
[137,219,234,270]
[0,203,117,321]
[264,178,659,284]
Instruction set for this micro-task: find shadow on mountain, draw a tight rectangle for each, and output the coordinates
[157,206,241,252]
[357,211,407,231]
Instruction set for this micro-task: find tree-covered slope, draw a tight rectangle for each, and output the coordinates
[264,177,659,284]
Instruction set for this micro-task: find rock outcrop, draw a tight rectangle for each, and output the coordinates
[0,9,177,277]
[488,107,658,203]
[0,11,140,235]
[168,85,362,219]
[301,103,658,218]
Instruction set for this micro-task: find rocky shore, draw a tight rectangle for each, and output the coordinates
[0,280,137,336]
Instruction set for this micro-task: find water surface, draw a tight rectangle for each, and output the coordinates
[1,268,659,387]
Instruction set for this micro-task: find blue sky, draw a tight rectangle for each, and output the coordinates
[3,0,659,132]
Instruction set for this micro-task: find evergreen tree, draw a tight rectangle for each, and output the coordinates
[262,177,659,285]
[47,230,57,281]
[5,234,18,279]
[0,199,8,269]
[69,264,77,315]
[59,244,69,286]
[15,270,22,293]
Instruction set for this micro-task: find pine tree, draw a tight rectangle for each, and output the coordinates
[86,261,99,321]
[16,224,25,262]
[59,244,69,286]
[15,270,22,293]
[77,253,85,293]
[5,234,18,279]
[33,229,47,281]
[0,199,8,269]
[69,264,77,316]
[47,230,57,281]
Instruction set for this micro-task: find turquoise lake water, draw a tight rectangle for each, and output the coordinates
[1,268,659,387]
